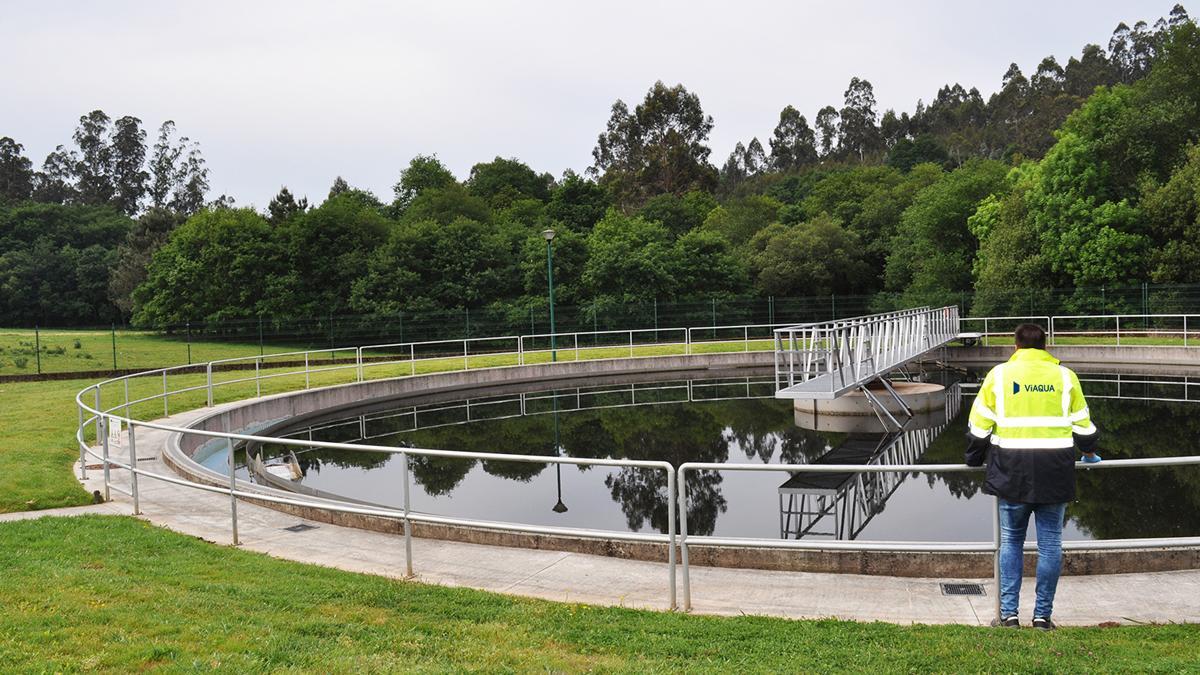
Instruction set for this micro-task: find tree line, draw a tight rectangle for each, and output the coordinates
[1,5,1197,328]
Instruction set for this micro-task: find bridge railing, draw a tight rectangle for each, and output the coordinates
[773,306,960,397]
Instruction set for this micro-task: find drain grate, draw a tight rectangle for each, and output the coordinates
[283,523,317,533]
[940,583,985,596]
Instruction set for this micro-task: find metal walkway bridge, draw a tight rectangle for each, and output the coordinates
[773,306,960,401]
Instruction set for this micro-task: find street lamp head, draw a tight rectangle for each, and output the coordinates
[552,499,568,514]
[542,228,556,242]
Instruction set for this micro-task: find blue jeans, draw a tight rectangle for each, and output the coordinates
[998,499,1067,619]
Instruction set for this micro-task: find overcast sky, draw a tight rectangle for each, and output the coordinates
[0,1,1176,209]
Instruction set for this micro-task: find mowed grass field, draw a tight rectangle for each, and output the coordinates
[4,330,1200,670]
[2,516,1198,672]
[0,328,310,375]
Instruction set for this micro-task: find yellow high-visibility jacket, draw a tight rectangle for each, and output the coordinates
[965,348,1099,503]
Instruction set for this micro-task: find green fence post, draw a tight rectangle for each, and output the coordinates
[35,325,41,375]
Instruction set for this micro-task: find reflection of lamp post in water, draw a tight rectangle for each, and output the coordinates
[551,394,568,513]
[542,228,557,362]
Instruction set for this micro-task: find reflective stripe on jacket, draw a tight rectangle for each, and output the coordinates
[964,349,1099,504]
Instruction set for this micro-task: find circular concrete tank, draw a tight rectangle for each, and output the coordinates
[793,381,948,433]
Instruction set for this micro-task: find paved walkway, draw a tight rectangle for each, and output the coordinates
[47,404,1200,626]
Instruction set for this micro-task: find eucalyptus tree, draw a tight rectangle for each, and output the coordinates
[590,81,717,209]
[0,137,34,203]
[768,105,818,171]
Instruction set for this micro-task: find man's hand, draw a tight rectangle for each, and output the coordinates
[1081,452,1102,464]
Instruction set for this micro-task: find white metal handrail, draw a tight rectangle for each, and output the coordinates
[676,456,1200,617]
[773,306,959,398]
[72,311,1200,618]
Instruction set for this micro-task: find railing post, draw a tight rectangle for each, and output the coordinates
[123,379,130,420]
[685,328,692,355]
[575,333,580,362]
[463,340,469,371]
[255,357,261,397]
[206,363,214,407]
[744,326,749,352]
[410,344,416,376]
[356,346,363,382]
[228,436,239,545]
[666,466,677,611]
[305,352,310,389]
[101,416,111,501]
[402,451,414,577]
[163,371,169,417]
[1186,316,1189,347]
[677,465,691,611]
[629,330,634,358]
[94,387,102,441]
[78,404,87,479]
[128,422,140,515]
[1116,316,1121,346]
[518,336,525,365]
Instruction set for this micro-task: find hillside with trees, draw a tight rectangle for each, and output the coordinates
[2,5,1198,330]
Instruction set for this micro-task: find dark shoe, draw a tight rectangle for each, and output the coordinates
[1032,617,1056,631]
[990,615,1020,628]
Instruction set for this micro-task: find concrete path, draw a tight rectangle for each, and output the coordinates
[55,404,1200,627]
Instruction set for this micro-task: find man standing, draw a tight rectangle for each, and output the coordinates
[965,324,1100,631]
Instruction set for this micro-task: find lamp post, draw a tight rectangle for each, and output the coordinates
[551,394,567,513]
[543,228,557,362]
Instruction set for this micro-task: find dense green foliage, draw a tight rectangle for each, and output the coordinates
[0,203,132,325]
[4,7,1199,329]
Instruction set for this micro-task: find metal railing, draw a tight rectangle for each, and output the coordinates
[73,313,1200,619]
[773,306,960,398]
[675,456,1200,615]
[961,313,1200,347]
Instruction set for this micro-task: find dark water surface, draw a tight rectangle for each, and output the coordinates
[256,370,1200,542]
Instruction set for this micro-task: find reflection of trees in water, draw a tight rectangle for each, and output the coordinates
[715,399,836,464]
[918,408,984,499]
[598,405,730,535]
[1069,399,1200,538]
[294,448,393,475]
[261,416,393,474]
[409,455,476,496]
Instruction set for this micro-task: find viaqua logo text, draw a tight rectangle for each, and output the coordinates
[1012,381,1056,395]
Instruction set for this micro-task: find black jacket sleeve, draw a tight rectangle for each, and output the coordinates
[1074,428,1100,455]
[965,433,990,467]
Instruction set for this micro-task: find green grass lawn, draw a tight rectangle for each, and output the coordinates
[4,335,1200,669]
[0,328,311,375]
[2,516,1197,673]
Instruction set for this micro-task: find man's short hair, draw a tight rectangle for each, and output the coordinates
[1014,323,1047,350]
